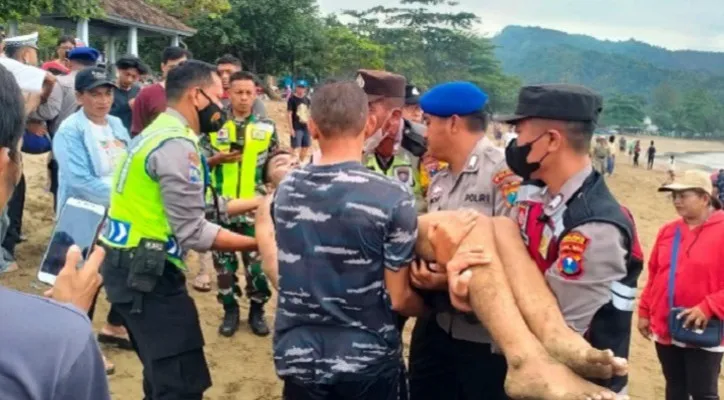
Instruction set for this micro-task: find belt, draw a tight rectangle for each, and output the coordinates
[104,218,183,259]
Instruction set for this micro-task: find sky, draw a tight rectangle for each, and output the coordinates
[317,0,724,52]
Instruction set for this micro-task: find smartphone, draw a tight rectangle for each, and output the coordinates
[37,198,107,285]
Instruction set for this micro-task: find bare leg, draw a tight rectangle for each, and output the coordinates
[442,216,618,400]
[492,217,626,379]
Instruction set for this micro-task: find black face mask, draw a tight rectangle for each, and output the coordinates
[196,90,227,133]
[505,132,550,181]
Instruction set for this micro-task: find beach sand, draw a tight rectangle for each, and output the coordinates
[2,102,724,399]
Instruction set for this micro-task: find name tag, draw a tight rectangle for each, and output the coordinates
[251,123,273,141]
[463,193,491,203]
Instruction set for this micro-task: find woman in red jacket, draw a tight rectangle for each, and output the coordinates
[638,169,724,400]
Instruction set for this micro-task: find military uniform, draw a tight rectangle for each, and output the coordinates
[408,82,521,400]
[100,109,216,399]
[205,114,278,335]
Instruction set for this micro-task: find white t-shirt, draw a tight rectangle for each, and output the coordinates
[0,57,46,93]
[89,121,127,185]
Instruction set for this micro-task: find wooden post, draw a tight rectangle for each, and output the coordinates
[108,36,117,75]
[128,27,138,56]
[7,21,19,37]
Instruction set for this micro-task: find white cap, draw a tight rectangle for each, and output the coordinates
[4,32,38,50]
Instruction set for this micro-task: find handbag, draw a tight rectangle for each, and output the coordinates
[668,227,724,347]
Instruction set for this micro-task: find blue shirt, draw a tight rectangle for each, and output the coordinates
[0,287,110,400]
[272,161,417,384]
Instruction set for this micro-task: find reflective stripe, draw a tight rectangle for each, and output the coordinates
[105,218,183,258]
[611,293,635,311]
[611,281,637,298]
[165,236,183,259]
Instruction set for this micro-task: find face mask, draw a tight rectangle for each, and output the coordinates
[196,90,227,133]
[504,132,550,181]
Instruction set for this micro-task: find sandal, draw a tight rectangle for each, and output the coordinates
[192,273,212,292]
[103,355,115,375]
[98,333,133,350]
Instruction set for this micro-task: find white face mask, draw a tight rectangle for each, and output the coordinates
[364,113,402,154]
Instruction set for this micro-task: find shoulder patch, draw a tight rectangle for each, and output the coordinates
[188,152,202,183]
[556,231,589,278]
[493,168,515,185]
[501,180,520,207]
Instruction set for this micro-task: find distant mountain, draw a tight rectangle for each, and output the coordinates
[491,26,724,102]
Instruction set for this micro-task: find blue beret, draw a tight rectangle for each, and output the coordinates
[68,47,100,63]
[420,81,489,118]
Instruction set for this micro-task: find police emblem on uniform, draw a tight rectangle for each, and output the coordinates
[356,74,365,88]
[217,128,229,143]
[411,87,420,96]
[188,152,202,184]
[394,166,413,186]
[556,231,589,278]
[501,181,520,208]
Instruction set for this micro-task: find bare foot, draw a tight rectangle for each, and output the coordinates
[505,354,622,400]
[542,328,628,379]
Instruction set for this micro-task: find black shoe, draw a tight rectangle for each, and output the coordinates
[219,306,240,337]
[248,303,270,336]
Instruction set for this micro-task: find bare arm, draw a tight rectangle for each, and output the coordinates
[255,195,278,289]
[385,267,426,316]
[415,210,479,264]
[227,196,264,217]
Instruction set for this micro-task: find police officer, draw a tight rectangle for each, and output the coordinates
[99,60,257,399]
[205,70,277,337]
[359,70,427,210]
[495,84,642,394]
[408,82,521,400]
[402,83,423,124]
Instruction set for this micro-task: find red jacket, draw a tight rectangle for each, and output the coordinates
[639,210,724,345]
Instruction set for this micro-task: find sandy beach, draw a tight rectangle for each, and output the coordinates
[2,102,724,399]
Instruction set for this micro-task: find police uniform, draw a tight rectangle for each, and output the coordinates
[357,70,428,211]
[408,82,521,400]
[499,84,644,393]
[100,108,217,398]
[205,112,278,335]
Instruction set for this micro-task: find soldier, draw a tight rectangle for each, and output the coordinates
[204,71,278,337]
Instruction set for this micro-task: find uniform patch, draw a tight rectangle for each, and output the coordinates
[516,203,529,229]
[467,155,479,169]
[501,181,520,207]
[216,128,229,143]
[556,232,589,278]
[188,152,202,183]
[394,166,413,186]
[493,168,515,185]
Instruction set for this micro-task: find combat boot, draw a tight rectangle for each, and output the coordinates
[219,305,240,337]
[248,302,270,336]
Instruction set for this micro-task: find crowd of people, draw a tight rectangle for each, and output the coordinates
[1,27,724,400]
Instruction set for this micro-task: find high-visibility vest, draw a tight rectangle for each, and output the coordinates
[365,152,423,200]
[101,112,202,269]
[208,117,274,199]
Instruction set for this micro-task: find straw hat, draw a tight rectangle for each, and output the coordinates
[658,169,713,196]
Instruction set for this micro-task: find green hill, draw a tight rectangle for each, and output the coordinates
[492,26,724,103]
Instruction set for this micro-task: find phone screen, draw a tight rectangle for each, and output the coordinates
[39,202,106,277]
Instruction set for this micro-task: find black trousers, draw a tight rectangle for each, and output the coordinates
[656,342,723,400]
[48,159,59,212]
[87,286,125,327]
[647,155,655,169]
[283,366,404,400]
[408,315,508,400]
[2,174,24,255]
[108,262,212,400]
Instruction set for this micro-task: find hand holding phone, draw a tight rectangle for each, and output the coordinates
[43,245,105,312]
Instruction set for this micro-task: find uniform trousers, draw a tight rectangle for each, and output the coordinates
[408,315,508,400]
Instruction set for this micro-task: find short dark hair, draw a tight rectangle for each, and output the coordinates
[165,60,217,104]
[565,121,595,153]
[310,81,368,138]
[162,46,192,64]
[57,35,75,47]
[0,65,25,162]
[262,148,294,184]
[116,56,149,75]
[216,54,242,67]
[462,109,490,133]
[229,71,256,85]
[4,46,22,59]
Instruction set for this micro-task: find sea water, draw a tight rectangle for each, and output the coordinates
[663,152,724,171]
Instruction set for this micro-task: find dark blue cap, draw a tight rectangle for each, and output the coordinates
[420,81,489,118]
[68,47,100,63]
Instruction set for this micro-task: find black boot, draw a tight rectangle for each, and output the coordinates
[248,302,270,336]
[219,305,240,337]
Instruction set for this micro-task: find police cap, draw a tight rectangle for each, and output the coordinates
[68,47,100,64]
[356,69,406,102]
[405,84,421,105]
[497,84,603,124]
[4,32,39,51]
[419,81,489,118]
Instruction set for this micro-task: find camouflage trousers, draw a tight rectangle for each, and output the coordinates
[212,222,271,308]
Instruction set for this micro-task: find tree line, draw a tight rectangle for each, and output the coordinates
[1,0,521,112]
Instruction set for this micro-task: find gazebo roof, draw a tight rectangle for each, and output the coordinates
[39,0,196,38]
[100,0,196,36]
